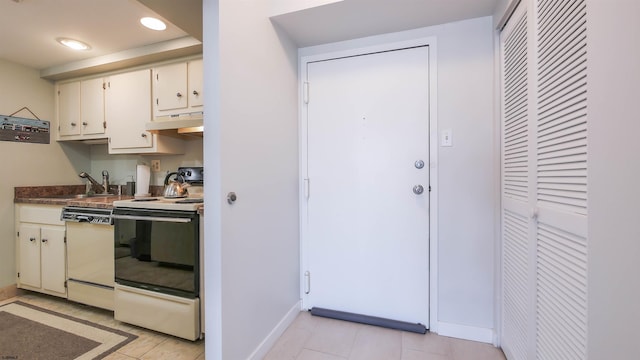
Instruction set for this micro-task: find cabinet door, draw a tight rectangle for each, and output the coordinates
[57,82,81,136]
[40,226,67,295]
[18,224,41,289]
[154,62,188,114]
[106,69,153,149]
[188,59,203,108]
[80,78,106,135]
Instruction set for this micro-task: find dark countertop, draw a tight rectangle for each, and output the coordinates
[15,185,204,212]
[14,185,134,209]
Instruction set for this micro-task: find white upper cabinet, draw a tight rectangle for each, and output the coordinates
[106,69,153,150]
[188,59,203,108]
[153,59,203,119]
[80,77,106,135]
[57,78,106,140]
[106,68,184,155]
[57,81,81,137]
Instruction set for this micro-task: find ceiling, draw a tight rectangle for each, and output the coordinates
[0,0,201,79]
[0,0,500,79]
[271,0,502,47]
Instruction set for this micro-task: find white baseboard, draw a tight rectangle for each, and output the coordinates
[436,321,495,344]
[247,300,302,360]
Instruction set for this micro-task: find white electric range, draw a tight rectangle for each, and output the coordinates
[111,167,204,341]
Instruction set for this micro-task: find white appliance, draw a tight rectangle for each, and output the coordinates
[62,207,115,310]
[111,167,203,341]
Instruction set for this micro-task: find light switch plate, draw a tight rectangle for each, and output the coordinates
[441,129,453,147]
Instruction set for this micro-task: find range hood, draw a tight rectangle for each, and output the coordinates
[145,113,203,135]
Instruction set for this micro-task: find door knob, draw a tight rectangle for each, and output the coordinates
[413,185,424,195]
[227,192,237,204]
[415,160,425,169]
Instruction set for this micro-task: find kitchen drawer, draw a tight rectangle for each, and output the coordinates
[18,204,64,225]
[114,284,200,340]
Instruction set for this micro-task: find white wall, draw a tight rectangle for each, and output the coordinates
[88,139,203,188]
[204,0,301,359]
[587,0,640,359]
[300,16,497,339]
[0,59,90,288]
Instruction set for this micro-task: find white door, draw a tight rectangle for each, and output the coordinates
[303,46,430,326]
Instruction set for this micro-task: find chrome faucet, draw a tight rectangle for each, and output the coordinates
[79,171,109,194]
[102,170,110,193]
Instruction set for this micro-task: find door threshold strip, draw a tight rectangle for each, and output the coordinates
[309,307,427,334]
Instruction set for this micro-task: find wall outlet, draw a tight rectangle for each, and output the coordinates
[151,160,161,172]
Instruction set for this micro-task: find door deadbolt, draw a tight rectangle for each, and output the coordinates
[413,185,424,195]
[415,160,425,169]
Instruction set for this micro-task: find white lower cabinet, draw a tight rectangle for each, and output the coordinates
[16,204,66,297]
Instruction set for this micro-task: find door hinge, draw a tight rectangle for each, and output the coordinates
[64,281,68,288]
[429,185,431,192]
[304,178,310,199]
[102,82,106,90]
[17,272,20,278]
[156,98,159,105]
[303,82,309,104]
[304,271,311,294]
[103,121,107,129]
[57,90,60,96]
[17,231,19,237]
[156,73,159,81]
[64,236,67,244]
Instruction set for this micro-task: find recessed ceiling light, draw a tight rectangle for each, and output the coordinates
[140,17,167,31]
[56,38,91,51]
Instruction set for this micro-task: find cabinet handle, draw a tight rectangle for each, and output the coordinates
[82,121,88,126]
[41,238,48,243]
[176,92,183,98]
[192,90,199,96]
[141,133,147,138]
[29,237,36,242]
[70,122,77,126]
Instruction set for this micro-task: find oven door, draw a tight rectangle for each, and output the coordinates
[112,207,199,298]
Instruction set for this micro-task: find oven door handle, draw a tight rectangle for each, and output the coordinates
[111,214,192,223]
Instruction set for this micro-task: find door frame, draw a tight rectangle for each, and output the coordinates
[298,36,440,331]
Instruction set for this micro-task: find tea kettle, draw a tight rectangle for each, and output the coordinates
[163,172,190,198]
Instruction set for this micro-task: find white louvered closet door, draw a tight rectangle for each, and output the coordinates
[500,0,588,359]
[535,0,588,358]
[500,2,533,360]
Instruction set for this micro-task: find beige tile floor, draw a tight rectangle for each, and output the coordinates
[264,311,506,360]
[1,292,204,360]
[3,292,506,360]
